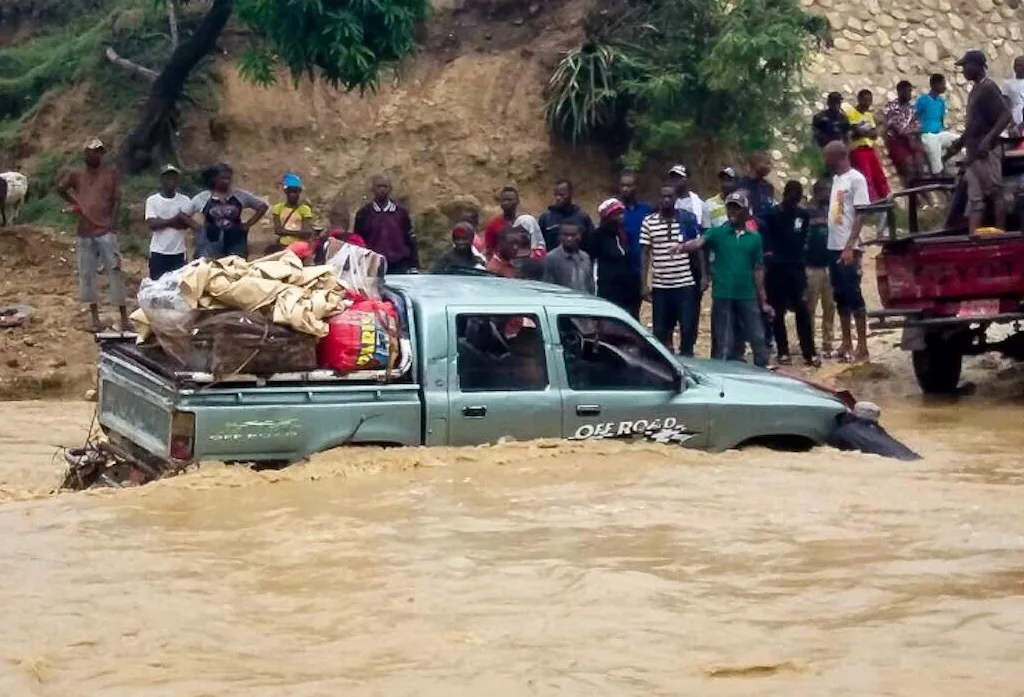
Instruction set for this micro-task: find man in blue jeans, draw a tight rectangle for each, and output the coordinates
[641,184,699,356]
[680,192,773,367]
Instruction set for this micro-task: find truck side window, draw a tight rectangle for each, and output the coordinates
[456,314,548,392]
[558,316,676,391]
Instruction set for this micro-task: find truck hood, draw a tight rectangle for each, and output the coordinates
[681,358,848,409]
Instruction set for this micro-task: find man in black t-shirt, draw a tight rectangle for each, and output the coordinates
[944,50,1013,235]
[812,92,852,149]
[762,181,819,366]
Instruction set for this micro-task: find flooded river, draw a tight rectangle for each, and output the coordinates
[1,396,1023,696]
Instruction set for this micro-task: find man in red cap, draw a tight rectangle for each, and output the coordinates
[945,50,1012,235]
[432,223,487,273]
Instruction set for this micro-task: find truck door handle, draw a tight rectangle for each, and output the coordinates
[576,404,602,416]
[462,405,487,418]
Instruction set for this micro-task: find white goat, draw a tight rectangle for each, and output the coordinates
[0,172,28,226]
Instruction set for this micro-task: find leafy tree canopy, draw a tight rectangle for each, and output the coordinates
[170,0,429,90]
[229,0,429,89]
[545,0,829,168]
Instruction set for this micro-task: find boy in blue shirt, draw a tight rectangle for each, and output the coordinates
[916,73,959,174]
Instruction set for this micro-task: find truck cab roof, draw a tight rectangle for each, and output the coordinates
[385,274,617,312]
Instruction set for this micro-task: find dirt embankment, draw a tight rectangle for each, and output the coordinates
[175,0,616,217]
[0,226,144,399]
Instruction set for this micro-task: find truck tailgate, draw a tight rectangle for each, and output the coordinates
[98,351,179,460]
[98,347,424,464]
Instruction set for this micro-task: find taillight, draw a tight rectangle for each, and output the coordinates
[169,411,195,461]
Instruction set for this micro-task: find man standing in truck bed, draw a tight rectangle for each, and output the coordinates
[945,50,1012,236]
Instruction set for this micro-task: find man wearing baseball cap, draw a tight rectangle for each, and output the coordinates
[58,138,128,332]
[667,164,711,229]
[144,164,193,280]
[667,164,710,335]
[705,166,739,229]
[945,49,1012,235]
[679,190,772,367]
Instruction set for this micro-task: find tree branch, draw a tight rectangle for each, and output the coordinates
[167,0,179,49]
[104,47,159,82]
[118,0,235,172]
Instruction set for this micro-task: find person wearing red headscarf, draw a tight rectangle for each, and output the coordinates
[588,198,641,318]
[432,222,487,273]
[287,240,314,264]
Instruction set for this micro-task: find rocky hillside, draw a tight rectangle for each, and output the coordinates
[1,0,1023,222]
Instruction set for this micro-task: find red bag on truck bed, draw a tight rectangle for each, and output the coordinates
[317,299,399,373]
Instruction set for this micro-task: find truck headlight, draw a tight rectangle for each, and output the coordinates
[853,401,881,423]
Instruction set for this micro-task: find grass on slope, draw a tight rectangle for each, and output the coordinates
[0,0,217,247]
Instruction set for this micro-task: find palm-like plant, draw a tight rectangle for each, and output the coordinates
[544,41,639,145]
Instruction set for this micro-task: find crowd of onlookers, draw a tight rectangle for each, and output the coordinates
[55,138,858,367]
[812,49,1018,235]
[55,48,1012,370]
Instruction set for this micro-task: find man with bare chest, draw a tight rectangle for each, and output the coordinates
[59,139,128,332]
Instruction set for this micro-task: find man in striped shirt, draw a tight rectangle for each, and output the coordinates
[641,183,699,356]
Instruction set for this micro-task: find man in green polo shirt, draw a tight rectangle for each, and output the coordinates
[680,191,774,367]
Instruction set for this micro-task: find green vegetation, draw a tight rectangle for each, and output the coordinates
[16,152,75,229]
[120,0,430,171]
[544,42,640,146]
[0,0,195,124]
[0,0,213,231]
[0,11,113,120]
[545,0,829,168]
[0,0,430,230]
[233,0,430,90]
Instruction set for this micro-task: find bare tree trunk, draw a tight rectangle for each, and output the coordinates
[167,0,179,49]
[117,0,233,173]
[104,47,158,82]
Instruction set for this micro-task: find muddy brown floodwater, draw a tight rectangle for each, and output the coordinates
[1,396,1023,696]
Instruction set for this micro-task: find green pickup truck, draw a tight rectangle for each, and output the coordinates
[78,275,915,487]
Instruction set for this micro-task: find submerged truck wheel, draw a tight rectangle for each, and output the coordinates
[911,338,963,395]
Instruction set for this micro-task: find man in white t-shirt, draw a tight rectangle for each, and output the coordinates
[668,164,711,228]
[667,164,712,338]
[823,141,871,363]
[144,164,194,280]
[1002,56,1024,131]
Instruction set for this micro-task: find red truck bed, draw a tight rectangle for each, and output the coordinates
[876,232,1024,316]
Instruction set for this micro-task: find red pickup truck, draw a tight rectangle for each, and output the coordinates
[867,148,1024,394]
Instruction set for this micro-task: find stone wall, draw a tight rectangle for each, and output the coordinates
[806,0,1023,127]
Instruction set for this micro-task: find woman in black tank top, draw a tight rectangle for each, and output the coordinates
[193,163,269,260]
